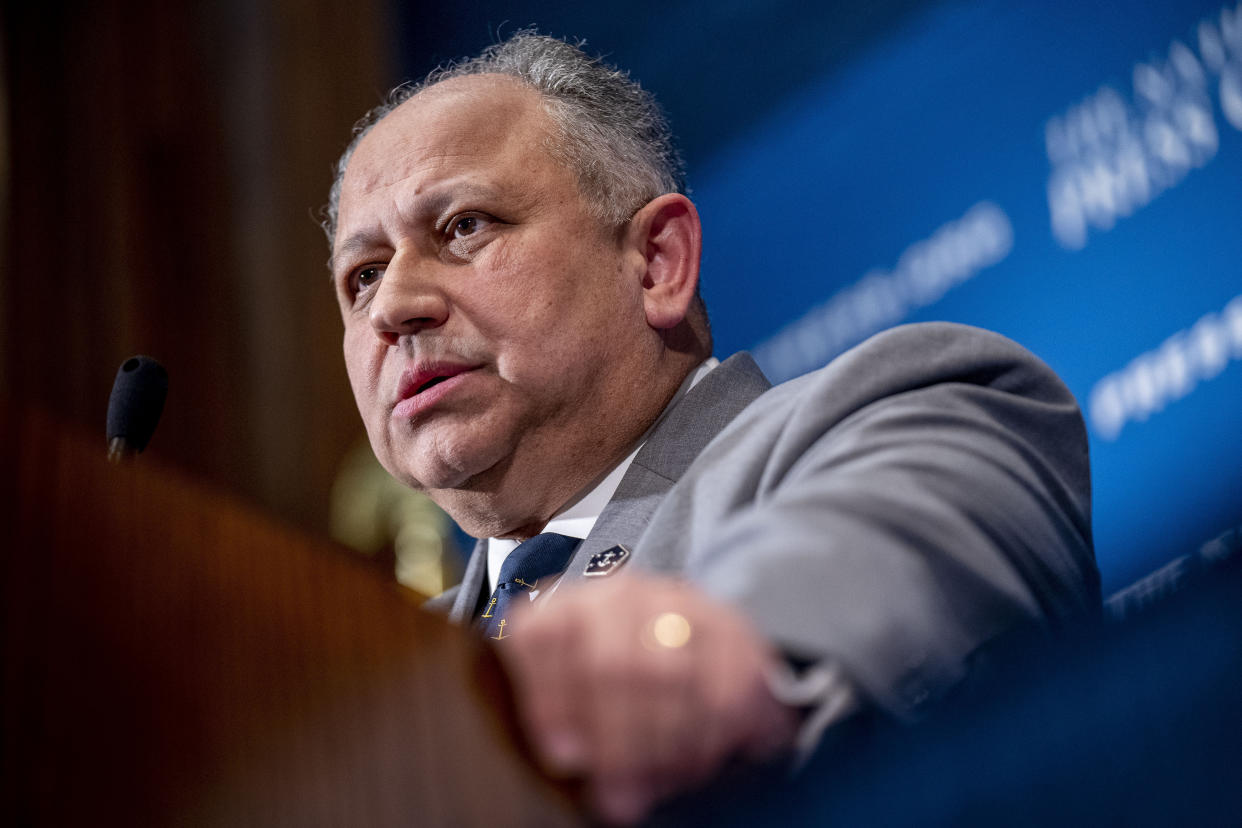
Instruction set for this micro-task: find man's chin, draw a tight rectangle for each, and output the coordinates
[399,438,511,494]
[406,461,479,493]
[417,454,533,538]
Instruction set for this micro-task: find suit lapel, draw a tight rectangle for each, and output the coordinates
[556,353,771,590]
[445,538,490,624]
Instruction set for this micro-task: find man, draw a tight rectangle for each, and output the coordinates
[325,32,1097,823]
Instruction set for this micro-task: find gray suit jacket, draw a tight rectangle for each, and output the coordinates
[430,322,1097,720]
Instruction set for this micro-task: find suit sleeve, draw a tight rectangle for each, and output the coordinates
[659,324,1097,720]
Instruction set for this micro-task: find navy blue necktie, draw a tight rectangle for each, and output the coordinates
[478,533,580,641]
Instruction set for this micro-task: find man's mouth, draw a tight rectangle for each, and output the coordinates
[393,363,478,418]
[415,375,450,394]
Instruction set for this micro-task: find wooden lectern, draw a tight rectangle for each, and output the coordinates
[2,403,580,825]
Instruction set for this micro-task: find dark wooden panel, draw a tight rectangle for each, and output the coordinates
[0,0,389,536]
[2,402,579,826]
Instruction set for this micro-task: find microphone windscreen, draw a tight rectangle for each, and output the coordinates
[106,356,168,452]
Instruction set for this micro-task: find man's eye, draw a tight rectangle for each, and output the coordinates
[355,266,384,290]
[451,214,488,239]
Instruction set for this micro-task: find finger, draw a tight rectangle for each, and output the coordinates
[580,580,654,779]
[570,580,689,822]
[500,598,589,775]
[592,583,716,799]
[697,608,798,763]
[589,773,659,826]
[640,611,707,788]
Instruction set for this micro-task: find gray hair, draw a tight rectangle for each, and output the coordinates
[321,30,685,252]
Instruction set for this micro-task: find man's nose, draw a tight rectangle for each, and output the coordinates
[367,254,450,345]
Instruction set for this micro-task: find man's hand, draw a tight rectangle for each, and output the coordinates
[497,574,800,824]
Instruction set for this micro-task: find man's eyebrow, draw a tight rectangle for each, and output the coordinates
[331,232,389,276]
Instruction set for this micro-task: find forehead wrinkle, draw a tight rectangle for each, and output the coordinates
[343,138,556,231]
[344,115,524,214]
[350,139,492,195]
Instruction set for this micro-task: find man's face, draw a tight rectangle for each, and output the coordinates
[332,76,656,535]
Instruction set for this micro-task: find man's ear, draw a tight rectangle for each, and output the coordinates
[626,194,702,330]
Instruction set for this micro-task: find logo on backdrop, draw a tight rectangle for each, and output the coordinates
[1045,2,1242,250]
[1089,294,1242,441]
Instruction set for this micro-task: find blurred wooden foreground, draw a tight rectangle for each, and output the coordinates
[1,402,578,826]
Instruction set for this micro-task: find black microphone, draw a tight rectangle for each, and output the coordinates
[106,355,168,463]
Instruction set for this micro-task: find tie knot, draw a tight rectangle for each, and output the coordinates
[497,532,580,589]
